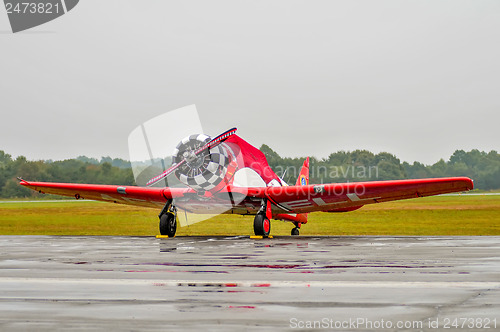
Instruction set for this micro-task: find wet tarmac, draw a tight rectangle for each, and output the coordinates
[0,236,499,331]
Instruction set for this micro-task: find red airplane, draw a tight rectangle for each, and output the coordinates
[19,128,473,237]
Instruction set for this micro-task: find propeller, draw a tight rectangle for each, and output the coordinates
[146,127,237,187]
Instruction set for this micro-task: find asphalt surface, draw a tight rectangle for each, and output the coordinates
[0,236,499,331]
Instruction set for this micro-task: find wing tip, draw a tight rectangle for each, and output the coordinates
[446,176,474,191]
[17,177,29,186]
[463,177,474,190]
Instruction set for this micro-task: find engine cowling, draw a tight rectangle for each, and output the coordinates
[172,134,233,192]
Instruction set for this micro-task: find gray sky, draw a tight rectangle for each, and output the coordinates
[1,0,499,165]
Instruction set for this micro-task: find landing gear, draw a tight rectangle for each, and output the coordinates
[159,212,177,237]
[254,199,272,237]
[291,222,301,236]
[253,213,271,236]
[159,199,177,237]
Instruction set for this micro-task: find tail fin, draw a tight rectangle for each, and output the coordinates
[285,157,309,227]
[295,157,310,186]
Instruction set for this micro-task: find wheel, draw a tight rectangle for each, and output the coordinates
[291,227,300,236]
[253,214,271,236]
[159,212,177,237]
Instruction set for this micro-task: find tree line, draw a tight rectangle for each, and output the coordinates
[0,152,134,198]
[260,146,499,190]
[1,147,499,198]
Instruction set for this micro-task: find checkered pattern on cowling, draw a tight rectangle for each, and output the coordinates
[171,134,211,158]
[172,134,230,192]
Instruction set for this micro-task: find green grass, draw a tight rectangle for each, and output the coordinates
[0,195,499,236]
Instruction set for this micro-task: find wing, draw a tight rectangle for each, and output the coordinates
[19,179,190,209]
[19,177,473,213]
[241,177,473,214]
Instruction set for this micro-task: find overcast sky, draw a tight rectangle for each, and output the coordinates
[1,0,499,165]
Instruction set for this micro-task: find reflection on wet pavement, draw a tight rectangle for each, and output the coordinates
[0,236,499,331]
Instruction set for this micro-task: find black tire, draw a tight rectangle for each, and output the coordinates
[291,227,300,236]
[159,213,177,237]
[253,214,271,236]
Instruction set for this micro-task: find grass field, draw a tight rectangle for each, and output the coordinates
[0,194,499,236]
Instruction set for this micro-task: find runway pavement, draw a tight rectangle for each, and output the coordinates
[0,236,499,331]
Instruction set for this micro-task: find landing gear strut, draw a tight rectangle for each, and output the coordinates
[159,199,177,237]
[254,199,271,237]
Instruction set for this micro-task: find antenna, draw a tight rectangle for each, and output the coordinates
[281,168,288,180]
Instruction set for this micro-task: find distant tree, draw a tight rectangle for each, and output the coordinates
[76,156,99,164]
[429,159,447,177]
[327,150,351,165]
[1,178,32,198]
[110,158,132,169]
[403,161,432,179]
[449,149,467,165]
[0,151,13,164]
[101,162,112,176]
[374,152,399,166]
[260,144,281,162]
[351,150,375,166]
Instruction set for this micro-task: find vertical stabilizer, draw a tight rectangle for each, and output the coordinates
[276,157,310,228]
[295,157,310,186]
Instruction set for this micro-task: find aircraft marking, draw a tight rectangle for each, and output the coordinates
[313,185,325,193]
[346,193,360,201]
[312,197,327,206]
[281,199,313,209]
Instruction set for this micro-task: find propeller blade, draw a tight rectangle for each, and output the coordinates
[194,127,237,154]
[146,160,185,187]
[146,127,237,187]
